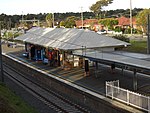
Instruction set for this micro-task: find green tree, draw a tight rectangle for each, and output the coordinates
[90,0,113,19]
[99,18,118,30]
[3,32,13,40]
[64,16,76,28]
[136,9,150,33]
[45,13,53,27]
[60,21,65,27]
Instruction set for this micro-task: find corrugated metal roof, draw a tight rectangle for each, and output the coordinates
[73,51,150,70]
[15,27,130,50]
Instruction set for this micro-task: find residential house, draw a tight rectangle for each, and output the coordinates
[75,19,98,29]
[75,19,105,31]
[117,16,136,29]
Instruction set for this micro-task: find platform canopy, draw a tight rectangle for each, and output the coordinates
[74,50,150,71]
[15,27,130,50]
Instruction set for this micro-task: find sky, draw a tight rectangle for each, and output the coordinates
[0,0,150,15]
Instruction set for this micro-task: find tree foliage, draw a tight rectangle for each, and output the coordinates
[60,21,65,27]
[136,9,150,33]
[3,32,13,40]
[0,8,144,29]
[45,13,53,27]
[64,16,76,28]
[99,18,118,30]
[90,0,113,18]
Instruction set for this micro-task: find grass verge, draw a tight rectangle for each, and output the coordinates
[122,40,147,54]
[0,82,39,113]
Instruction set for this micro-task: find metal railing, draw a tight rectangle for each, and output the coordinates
[106,80,150,112]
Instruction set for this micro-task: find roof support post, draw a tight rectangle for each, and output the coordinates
[72,54,74,68]
[57,50,60,66]
[95,61,98,77]
[133,69,137,91]
[95,61,98,70]
[121,67,124,75]
[82,46,84,56]
[84,46,86,56]
[62,50,65,68]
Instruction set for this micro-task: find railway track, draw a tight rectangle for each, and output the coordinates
[3,63,90,113]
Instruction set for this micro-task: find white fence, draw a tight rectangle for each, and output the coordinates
[106,80,150,112]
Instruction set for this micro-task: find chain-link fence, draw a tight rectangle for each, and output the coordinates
[106,80,150,112]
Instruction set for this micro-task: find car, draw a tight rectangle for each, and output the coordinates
[113,31,122,35]
[107,30,114,34]
[97,29,107,34]
[22,52,29,58]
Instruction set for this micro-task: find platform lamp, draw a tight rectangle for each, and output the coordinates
[0,22,4,82]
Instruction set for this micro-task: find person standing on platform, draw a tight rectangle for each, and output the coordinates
[111,63,115,74]
[84,60,89,76]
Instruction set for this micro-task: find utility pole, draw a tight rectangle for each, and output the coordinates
[130,0,133,35]
[21,11,24,30]
[53,13,55,28]
[9,18,11,30]
[22,11,24,23]
[147,14,150,54]
[81,7,83,29]
[38,20,40,27]
[0,22,4,82]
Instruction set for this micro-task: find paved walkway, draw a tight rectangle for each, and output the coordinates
[2,44,150,96]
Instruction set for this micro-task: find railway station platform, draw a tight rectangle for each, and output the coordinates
[2,44,150,96]
[2,44,150,113]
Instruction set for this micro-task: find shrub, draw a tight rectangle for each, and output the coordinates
[124,28,131,34]
[124,28,142,34]
[114,26,122,32]
[112,35,130,42]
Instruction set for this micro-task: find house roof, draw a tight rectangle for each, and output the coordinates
[15,27,130,50]
[117,16,136,26]
[75,19,98,27]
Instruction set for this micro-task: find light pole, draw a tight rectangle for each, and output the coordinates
[147,14,150,54]
[21,11,24,27]
[0,22,4,82]
[53,12,55,28]
[130,0,133,35]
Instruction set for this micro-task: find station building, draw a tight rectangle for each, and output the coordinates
[15,27,129,72]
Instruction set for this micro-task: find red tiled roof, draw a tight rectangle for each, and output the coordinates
[117,16,136,26]
[76,17,136,28]
[75,19,98,27]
